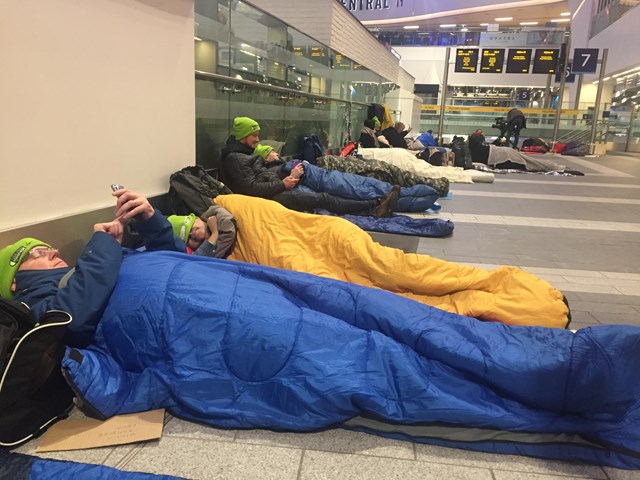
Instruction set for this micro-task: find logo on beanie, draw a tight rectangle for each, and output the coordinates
[180,216,194,241]
[9,246,27,267]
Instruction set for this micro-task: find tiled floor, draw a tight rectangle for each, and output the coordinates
[15,152,640,479]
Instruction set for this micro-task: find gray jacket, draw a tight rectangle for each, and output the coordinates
[192,204,237,259]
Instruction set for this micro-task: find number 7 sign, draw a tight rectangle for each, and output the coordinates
[571,48,599,73]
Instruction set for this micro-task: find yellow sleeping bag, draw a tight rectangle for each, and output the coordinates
[214,194,569,328]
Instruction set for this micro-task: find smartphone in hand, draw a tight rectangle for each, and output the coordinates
[111,184,125,192]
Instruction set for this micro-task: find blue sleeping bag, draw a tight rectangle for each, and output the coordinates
[293,162,441,212]
[0,450,183,479]
[317,210,454,237]
[62,252,640,469]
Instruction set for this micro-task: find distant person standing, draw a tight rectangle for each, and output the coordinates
[505,108,526,149]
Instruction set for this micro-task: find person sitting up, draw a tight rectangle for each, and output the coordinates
[505,108,526,149]
[381,122,412,148]
[467,131,490,165]
[358,119,381,148]
[167,204,236,258]
[252,144,440,213]
[219,117,399,218]
[416,129,437,147]
[372,116,392,148]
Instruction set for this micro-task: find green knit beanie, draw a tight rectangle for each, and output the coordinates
[167,214,196,242]
[373,116,381,128]
[233,117,260,140]
[254,144,274,159]
[0,238,51,300]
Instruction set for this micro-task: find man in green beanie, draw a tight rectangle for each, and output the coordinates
[167,204,236,258]
[0,238,62,299]
[219,116,399,218]
[1,189,186,348]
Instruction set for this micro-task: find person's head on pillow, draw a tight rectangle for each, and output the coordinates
[0,238,68,299]
[167,214,210,251]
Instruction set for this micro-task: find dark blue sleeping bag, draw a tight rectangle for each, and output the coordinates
[317,210,454,237]
[0,450,183,479]
[62,252,640,469]
[294,162,440,212]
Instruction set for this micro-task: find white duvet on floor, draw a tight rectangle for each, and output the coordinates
[360,147,494,183]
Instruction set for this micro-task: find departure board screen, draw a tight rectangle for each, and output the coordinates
[333,53,352,69]
[480,49,505,73]
[454,49,479,73]
[532,49,559,74]
[506,49,532,73]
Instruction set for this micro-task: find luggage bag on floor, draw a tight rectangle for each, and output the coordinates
[0,299,74,448]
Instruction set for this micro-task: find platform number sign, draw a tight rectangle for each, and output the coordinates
[555,61,576,83]
[571,48,599,74]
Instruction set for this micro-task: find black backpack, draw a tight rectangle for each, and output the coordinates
[168,165,233,216]
[418,149,443,166]
[367,103,384,124]
[450,136,472,169]
[0,299,74,448]
[301,134,325,164]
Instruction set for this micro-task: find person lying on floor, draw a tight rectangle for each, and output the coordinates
[218,117,399,218]
[253,144,441,213]
[467,132,579,173]
[167,205,236,258]
[166,193,567,328]
[315,154,450,197]
[0,189,185,348]
[211,194,568,328]
[3,191,640,469]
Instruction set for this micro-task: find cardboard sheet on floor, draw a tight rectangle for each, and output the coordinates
[36,409,165,452]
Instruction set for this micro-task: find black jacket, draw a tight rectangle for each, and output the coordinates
[219,136,286,198]
[381,127,408,148]
[358,128,379,148]
[507,109,527,129]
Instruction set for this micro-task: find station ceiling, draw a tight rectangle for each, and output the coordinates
[361,0,571,32]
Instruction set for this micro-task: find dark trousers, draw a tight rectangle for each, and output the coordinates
[274,190,376,216]
[506,118,525,149]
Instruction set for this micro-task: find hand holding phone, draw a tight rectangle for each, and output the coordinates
[111,184,125,192]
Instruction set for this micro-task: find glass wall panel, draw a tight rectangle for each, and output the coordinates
[194,0,399,167]
[196,73,365,170]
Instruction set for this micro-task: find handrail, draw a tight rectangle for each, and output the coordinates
[195,70,371,108]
